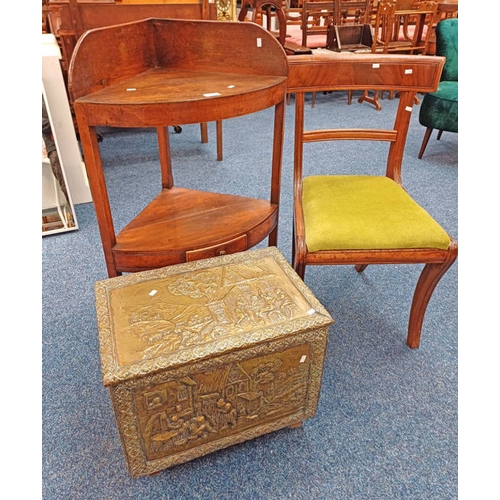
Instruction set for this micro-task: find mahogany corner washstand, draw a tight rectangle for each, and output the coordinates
[69,18,288,278]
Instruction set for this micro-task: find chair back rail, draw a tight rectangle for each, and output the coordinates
[372,0,439,55]
[239,0,288,46]
[287,52,444,183]
[301,0,340,47]
[339,0,372,24]
[287,52,443,92]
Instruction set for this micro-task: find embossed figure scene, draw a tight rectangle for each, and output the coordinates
[109,258,314,367]
[135,344,311,461]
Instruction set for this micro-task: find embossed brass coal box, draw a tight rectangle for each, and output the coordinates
[95,247,333,477]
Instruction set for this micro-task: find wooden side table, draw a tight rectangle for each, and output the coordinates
[69,18,288,278]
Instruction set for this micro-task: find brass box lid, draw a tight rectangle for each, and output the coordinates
[95,247,333,386]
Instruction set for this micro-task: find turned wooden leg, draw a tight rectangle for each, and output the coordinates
[348,90,353,105]
[358,90,382,111]
[358,89,369,104]
[418,127,433,159]
[216,120,223,161]
[437,130,443,140]
[311,91,316,108]
[406,240,458,348]
[157,126,173,189]
[200,122,208,143]
[355,264,368,272]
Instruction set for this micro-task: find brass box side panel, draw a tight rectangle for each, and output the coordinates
[109,327,329,478]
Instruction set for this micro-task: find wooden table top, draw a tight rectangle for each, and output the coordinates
[76,68,287,106]
[74,68,287,126]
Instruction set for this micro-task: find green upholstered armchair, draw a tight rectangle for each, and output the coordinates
[418,18,458,159]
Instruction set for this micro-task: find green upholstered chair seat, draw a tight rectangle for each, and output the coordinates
[302,175,451,253]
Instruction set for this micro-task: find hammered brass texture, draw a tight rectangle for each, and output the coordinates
[95,247,333,477]
[95,247,333,386]
[111,328,329,477]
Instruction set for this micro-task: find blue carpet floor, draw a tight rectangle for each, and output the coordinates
[42,90,458,499]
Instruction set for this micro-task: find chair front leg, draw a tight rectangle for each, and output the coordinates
[407,240,458,348]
